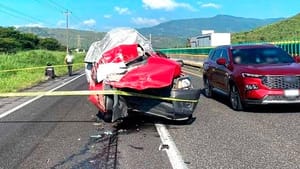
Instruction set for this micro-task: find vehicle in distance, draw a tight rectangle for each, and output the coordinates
[203,44,300,110]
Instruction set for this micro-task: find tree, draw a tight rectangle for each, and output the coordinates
[39,38,62,50]
[0,37,21,53]
[18,33,39,50]
[0,27,64,53]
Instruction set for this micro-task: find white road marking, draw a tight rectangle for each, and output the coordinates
[155,123,188,169]
[0,74,85,119]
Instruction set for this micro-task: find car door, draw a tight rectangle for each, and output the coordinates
[204,48,222,88]
[214,49,231,94]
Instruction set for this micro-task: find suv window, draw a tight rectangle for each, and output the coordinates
[220,49,229,62]
[208,49,215,59]
[231,47,294,64]
[211,49,222,61]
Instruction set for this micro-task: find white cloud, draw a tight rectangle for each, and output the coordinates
[104,14,112,19]
[82,19,96,27]
[199,2,221,9]
[14,23,45,28]
[132,17,165,26]
[57,20,65,27]
[142,0,194,11]
[114,6,131,15]
[25,23,45,27]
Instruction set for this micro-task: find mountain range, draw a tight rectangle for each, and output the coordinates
[138,15,283,38]
[18,15,284,49]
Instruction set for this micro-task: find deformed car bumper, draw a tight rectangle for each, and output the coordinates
[119,88,201,121]
[106,88,201,121]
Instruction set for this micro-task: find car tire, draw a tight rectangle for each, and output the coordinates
[97,111,113,123]
[230,85,243,111]
[203,78,213,98]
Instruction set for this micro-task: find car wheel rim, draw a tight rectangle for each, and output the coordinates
[230,86,239,109]
[204,79,211,96]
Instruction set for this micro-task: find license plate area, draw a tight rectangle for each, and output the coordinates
[284,89,299,97]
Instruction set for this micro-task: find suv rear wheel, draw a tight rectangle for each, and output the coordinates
[230,85,243,111]
[203,78,213,98]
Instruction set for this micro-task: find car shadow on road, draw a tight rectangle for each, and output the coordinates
[103,111,196,136]
[245,104,300,113]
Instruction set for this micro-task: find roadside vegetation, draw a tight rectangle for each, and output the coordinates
[0,50,85,92]
[0,27,85,92]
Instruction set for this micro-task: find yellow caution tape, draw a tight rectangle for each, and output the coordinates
[0,63,84,73]
[0,90,199,103]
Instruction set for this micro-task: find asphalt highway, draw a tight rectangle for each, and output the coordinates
[0,66,299,169]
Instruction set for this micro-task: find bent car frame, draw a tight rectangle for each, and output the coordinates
[203,44,300,110]
[84,28,201,122]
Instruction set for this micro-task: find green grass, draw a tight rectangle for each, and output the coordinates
[0,50,85,92]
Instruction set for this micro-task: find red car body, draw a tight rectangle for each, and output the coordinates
[89,44,182,112]
[203,44,300,110]
[85,28,201,122]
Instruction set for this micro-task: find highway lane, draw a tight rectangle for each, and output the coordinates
[0,66,299,169]
[172,66,300,169]
[0,70,171,169]
[0,73,104,169]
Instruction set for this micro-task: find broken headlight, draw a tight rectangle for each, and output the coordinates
[175,76,192,89]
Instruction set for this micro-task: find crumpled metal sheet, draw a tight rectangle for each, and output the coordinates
[84,27,153,63]
[108,56,181,90]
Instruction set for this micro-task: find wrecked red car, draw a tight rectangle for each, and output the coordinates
[84,28,201,122]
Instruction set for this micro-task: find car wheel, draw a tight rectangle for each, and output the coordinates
[230,85,243,111]
[97,111,113,123]
[203,78,212,98]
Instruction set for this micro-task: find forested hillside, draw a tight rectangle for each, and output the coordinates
[232,13,300,43]
[139,15,283,38]
[0,27,64,53]
[18,27,106,50]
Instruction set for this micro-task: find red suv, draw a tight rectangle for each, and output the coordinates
[203,44,300,110]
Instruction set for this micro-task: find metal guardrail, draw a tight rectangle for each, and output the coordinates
[162,40,300,68]
[158,40,300,57]
[183,60,203,68]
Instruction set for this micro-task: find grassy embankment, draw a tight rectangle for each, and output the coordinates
[0,50,85,92]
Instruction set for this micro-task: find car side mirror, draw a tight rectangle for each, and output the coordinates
[216,58,227,65]
[294,55,300,63]
[176,59,184,67]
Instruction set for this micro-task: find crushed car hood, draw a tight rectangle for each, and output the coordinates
[108,56,181,90]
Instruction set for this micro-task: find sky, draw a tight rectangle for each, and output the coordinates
[0,0,299,32]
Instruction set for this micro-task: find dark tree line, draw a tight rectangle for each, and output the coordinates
[0,27,65,53]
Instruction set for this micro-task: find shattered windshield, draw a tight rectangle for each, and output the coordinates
[84,28,153,63]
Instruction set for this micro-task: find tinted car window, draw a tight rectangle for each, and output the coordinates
[231,47,294,64]
[221,49,229,62]
[212,49,222,61]
[208,49,215,59]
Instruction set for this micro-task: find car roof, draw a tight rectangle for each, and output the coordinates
[216,44,277,50]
